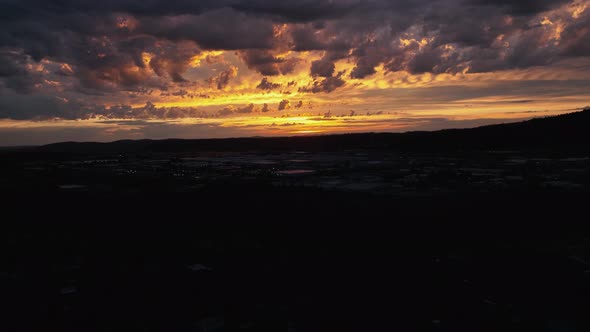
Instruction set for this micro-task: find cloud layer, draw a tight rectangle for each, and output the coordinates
[0,0,589,143]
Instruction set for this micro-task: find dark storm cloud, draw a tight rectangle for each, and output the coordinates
[141,9,277,50]
[559,8,590,56]
[238,50,300,76]
[1,0,590,121]
[0,50,40,93]
[231,0,362,22]
[0,95,67,120]
[0,4,274,94]
[467,0,571,15]
[2,1,587,76]
[310,59,335,78]
[0,0,365,21]
[0,0,232,17]
[0,51,27,77]
[290,25,328,51]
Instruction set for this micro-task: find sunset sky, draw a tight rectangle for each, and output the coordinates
[1,0,589,145]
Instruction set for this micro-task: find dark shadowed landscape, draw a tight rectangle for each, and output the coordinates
[2,109,590,331]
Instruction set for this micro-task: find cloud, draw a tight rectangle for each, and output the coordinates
[3,1,589,89]
[0,96,230,121]
[141,8,277,50]
[206,66,238,89]
[0,95,70,120]
[231,0,361,22]
[278,99,290,110]
[238,50,300,76]
[1,0,590,126]
[310,58,335,78]
[290,25,328,51]
[256,77,282,90]
[236,103,256,113]
[0,50,42,93]
[261,103,271,112]
[218,106,235,116]
[467,0,571,15]
[299,70,346,93]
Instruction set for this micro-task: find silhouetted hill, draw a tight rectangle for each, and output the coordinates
[38,108,590,154]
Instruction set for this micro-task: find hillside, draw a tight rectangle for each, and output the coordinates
[38,108,590,154]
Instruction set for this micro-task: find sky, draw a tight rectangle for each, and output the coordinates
[0,0,589,145]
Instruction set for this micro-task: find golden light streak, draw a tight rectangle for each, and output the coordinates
[44,80,61,87]
[131,54,590,112]
[144,91,306,109]
[570,3,587,19]
[0,102,582,142]
[399,38,413,47]
[554,23,565,41]
[26,62,45,72]
[141,52,153,66]
[541,17,553,25]
[189,51,224,68]
[60,63,74,75]
[399,37,432,48]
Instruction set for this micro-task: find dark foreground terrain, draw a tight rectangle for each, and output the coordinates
[1,109,590,331]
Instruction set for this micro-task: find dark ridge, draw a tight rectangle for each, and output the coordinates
[36,108,590,154]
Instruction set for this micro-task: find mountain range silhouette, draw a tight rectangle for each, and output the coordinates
[39,107,590,154]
